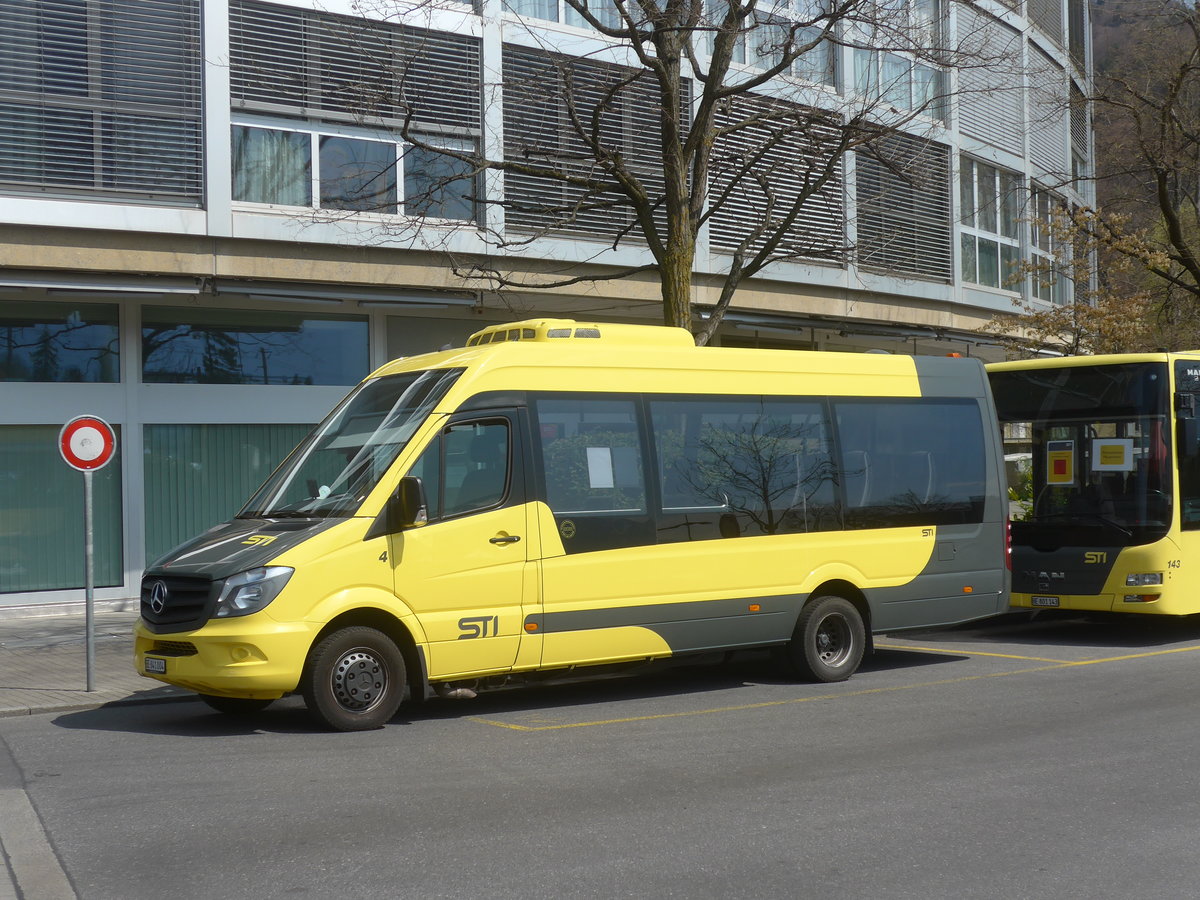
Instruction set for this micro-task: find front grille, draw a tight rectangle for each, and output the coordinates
[140,574,216,634]
[151,641,198,657]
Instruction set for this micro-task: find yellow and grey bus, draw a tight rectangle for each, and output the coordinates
[989,352,1200,615]
[135,319,1009,730]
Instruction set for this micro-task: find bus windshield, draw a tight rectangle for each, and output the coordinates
[989,362,1171,548]
[239,368,462,519]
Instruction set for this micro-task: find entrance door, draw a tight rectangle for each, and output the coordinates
[389,412,537,679]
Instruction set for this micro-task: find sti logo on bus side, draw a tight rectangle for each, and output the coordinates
[458,616,500,639]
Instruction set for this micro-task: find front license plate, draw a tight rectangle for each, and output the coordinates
[144,657,167,674]
[1031,596,1060,608]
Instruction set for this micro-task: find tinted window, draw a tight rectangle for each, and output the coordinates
[0,301,119,383]
[142,306,368,386]
[651,397,837,536]
[835,399,986,527]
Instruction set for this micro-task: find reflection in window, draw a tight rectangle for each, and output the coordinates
[0,301,119,383]
[0,425,123,592]
[652,398,837,536]
[232,125,311,206]
[536,398,646,514]
[141,306,368,385]
[319,135,397,212]
[404,143,476,220]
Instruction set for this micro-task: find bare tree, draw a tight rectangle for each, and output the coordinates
[1067,0,1200,319]
[268,0,1012,342]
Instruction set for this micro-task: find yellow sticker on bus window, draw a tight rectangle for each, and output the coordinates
[1092,438,1135,472]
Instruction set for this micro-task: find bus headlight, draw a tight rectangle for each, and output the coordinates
[1125,573,1163,587]
[213,567,293,618]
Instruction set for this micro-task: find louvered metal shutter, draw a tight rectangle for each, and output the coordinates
[956,7,1024,158]
[1027,0,1064,48]
[1069,82,1088,161]
[502,45,682,240]
[708,94,845,264]
[1028,46,1067,177]
[229,0,481,132]
[0,0,203,204]
[856,133,952,281]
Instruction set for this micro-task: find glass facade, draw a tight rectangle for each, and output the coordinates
[0,301,119,382]
[143,423,313,563]
[141,306,369,385]
[0,425,123,593]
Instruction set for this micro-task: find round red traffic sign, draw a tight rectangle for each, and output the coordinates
[59,416,116,471]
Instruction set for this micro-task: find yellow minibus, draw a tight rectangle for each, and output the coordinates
[136,319,1009,730]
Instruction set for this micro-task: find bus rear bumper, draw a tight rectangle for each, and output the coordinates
[1012,592,1182,614]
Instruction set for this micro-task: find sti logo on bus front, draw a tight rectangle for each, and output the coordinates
[1084,551,1108,564]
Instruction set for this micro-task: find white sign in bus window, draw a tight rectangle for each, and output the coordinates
[586,447,615,488]
[1092,438,1135,472]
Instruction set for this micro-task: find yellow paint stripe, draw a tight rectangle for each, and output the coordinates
[875,642,1070,663]
[467,642,1200,732]
[467,662,1065,731]
[1061,644,1200,666]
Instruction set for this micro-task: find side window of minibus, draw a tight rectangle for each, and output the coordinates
[409,419,511,520]
[532,396,656,552]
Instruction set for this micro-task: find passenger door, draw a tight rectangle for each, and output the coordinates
[389,411,538,680]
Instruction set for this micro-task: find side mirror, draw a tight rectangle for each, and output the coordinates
[395,476,428,529]
[1180,418,1200,459]
[365,476,428,541]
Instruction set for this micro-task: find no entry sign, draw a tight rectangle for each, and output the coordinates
[59,415,116,471]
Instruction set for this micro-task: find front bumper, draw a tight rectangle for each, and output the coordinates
[134,616,316,699]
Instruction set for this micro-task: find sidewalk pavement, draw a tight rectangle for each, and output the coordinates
[0,607,191,718]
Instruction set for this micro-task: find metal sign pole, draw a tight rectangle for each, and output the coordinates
[84,468,95,693]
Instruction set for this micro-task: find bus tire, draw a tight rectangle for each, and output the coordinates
[785,595,865,683]
[199,694,273,716]
[301,626,406,732]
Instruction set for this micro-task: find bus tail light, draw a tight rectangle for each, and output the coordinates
[1005,518,1012,570]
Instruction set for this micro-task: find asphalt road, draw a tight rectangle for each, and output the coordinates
[4,612,1200,899]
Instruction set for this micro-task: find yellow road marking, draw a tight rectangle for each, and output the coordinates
[467,642,1200,732]
[875,642,1070,663]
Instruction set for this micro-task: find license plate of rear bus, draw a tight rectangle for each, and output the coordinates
[1031,596,1060,608]
[144,657,167,674]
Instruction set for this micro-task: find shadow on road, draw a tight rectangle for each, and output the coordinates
[51,644,966,737]
[894,610,1200,650]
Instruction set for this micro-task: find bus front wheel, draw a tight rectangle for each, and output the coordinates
[301,626,407,732]
[785,595,865,683]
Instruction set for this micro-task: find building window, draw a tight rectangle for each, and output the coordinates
[141,306,369,385]
[1030,187,1066,304]
[232,126,311,206]
[319,135,398,213]
[0,425,123,593]
[854,50,946,120]
[143,424,312,563]
[0,301,119,383]
[959,157,1021,290]
[232,125,476,221]
[0,0,203,204]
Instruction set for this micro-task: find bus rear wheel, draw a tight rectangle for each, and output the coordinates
[784,595,865,683]
[301,626,406,732]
